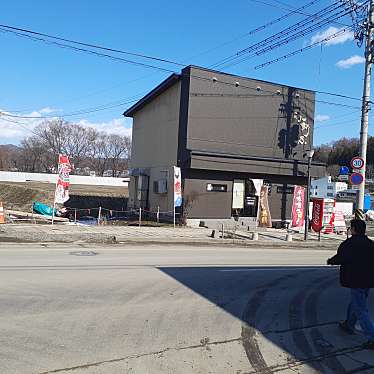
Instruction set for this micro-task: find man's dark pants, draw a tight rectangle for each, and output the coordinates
[346,288,374,342]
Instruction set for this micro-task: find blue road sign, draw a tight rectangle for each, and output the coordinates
[339,166,349,175]
[350,173,364,185]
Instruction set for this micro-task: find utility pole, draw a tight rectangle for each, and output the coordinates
[357,0,374,218]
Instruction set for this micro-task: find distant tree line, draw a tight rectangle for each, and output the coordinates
[0,119,131,177]
[314,137,374,179]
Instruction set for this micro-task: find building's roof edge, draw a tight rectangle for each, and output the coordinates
[123,65,316,117]
[123,73,180,117]
[187,65,316,94]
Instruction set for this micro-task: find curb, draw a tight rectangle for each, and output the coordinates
[113,239,339,250]
[0,230,342,249]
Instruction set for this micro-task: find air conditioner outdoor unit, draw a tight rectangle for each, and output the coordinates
[154,179,168,194]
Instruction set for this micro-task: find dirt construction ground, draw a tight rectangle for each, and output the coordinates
[0,181,128,212]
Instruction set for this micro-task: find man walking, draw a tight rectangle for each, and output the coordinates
[327,219,374,349]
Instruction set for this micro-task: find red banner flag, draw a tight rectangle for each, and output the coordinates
[291,186,305,228]
[311,198,324,232]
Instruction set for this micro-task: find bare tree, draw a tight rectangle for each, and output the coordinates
[4,119,131,175]
[19,138,50,172]
[106,134,131,176]
[63,125,98,170]
[90,133,109,176]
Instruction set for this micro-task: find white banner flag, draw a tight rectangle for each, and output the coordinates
[55,154,71,204]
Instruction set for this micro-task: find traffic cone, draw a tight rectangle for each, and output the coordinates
[0,202,5,224]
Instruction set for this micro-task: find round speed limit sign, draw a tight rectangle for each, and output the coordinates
[350,157,365,170]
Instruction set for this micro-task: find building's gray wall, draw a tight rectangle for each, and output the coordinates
[186,66,315,162]
[183,178,233,219]
[128,81,181,209]
[183,170,305,220]
[147,166,175,212]
[130,80,181,169]
[190,154,326,178]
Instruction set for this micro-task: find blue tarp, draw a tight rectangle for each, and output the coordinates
[33,201,58,217]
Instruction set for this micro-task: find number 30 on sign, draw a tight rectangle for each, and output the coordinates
[350,157,365,170]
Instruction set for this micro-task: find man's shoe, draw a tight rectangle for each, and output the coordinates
[339,321,355,335]
[362,341,374,350]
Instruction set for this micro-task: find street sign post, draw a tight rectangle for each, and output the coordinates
[350,157,365,170]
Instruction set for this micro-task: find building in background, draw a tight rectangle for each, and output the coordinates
[124,66,325,225]
[310,176,348,199]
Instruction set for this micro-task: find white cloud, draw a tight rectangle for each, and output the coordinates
[0,107,132,144]
[310,27,354,46]
[336,55,365,69]
[77,117,132,137]
[315,114,330,123]
[39,107,58,114]
[0,108,49,142]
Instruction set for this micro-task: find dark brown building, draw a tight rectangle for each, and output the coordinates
[124,66,325,225]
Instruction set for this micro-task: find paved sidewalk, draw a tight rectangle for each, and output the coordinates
[0,223,348,248]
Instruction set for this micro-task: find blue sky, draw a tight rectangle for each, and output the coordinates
[0,0,368,145]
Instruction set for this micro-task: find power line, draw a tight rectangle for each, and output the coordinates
[315,99,360,109]
[0,117,40,137]
[0,69,362,122]
[0,27,179,74]
[213,0,369,70]
[0,97,142,119]
[247,0,350,27]
[254,26,354,69]
[186,0,323,64]
[240,2,346,55]
[187,73,363,109]
[315,115,361,129]
[0,3,320,114]
[0,23,185,67]
[0,11,365,120]
[255,8,352,56]
[211,1,348,69]
[314,89,361,102]
[245,0,324,37]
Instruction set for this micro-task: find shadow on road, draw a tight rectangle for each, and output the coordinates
[158,266,370,373]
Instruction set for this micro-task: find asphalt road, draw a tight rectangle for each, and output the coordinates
[0,244,374,374]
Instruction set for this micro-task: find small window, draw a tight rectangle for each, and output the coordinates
[207,183,227,192]
[327,192,334,197]
[327,185,333,190]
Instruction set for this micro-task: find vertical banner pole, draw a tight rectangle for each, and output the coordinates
[157,206,160,224]
[74,208,77,223]
[139,207,142,227]
[51,157,59,226]
[98,206,102,225]
[173,166,182,228]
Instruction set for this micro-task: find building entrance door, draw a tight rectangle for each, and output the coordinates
[232,179,259,218]
[244,179,259,217]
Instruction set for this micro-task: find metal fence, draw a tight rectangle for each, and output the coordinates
[63,206,181,227]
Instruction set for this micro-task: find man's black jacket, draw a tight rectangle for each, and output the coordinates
[328,234,374,288]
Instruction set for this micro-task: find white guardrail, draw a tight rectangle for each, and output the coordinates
[0,171,129,187]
